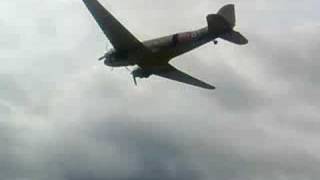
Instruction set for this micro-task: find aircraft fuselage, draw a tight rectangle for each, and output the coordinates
[104,27,217,67]
[83,0,248,89]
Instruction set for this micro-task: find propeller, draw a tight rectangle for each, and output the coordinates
[130,70,138,86]
[132,73,137,86]
[98,55,106,61]
[98,43,113,61]
[125,67,131,72]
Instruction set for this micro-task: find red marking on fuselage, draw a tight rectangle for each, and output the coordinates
[178,32,193,43]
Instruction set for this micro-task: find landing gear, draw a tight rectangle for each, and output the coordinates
[213,40,218,45]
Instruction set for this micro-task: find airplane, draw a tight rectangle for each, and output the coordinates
[82,0,248,90]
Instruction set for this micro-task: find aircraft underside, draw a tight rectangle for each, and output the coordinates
[82,0,248,89]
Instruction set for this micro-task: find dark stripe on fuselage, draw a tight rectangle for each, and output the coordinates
[136,27,216,65]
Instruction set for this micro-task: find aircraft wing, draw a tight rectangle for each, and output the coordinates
[82,0,144,51]
[149,64,215,90]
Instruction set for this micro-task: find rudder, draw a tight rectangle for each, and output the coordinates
[218,4,235,28]
[207,4,236,34]
[207,4,248,45]
[206,14,231,35]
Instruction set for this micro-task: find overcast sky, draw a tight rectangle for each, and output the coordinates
[0,0,320,180]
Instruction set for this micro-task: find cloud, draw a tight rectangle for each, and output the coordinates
[57,120,199,180]
[0,0,320,180]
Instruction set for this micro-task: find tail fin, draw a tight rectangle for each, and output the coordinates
[218,4,235,29]
[207,4,248,45]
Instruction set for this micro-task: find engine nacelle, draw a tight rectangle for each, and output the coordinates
[132,67,151,79]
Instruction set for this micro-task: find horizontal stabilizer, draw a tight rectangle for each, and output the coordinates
[220,30,248,45]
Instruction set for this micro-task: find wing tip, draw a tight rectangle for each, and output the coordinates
[199,82,216,90]
[205,85,216,90]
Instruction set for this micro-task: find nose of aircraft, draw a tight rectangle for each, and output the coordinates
[103,49,116,67]
[102,52,112,66]
[104,58,111,66]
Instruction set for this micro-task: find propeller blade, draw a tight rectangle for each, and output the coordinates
[98,55,105,61]
[125,67,131,72]
[132,74,137,86]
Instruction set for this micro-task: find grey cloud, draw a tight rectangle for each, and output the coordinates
[55,116,320,180]
[171,54,268,112]
[0,21,21,50]
[0,0,320,180]
[209,63,267,112]
[247,29,320,107]
[0,104,12,120]
[60,120,199,180]
[249,32,319,83]
[0,74,28,106]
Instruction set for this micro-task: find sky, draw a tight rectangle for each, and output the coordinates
[0,0,320,180]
